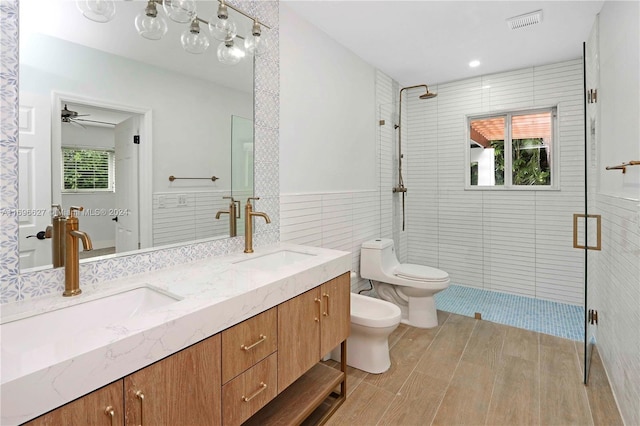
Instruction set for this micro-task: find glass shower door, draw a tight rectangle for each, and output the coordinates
[378,102,396,242]
[583,37,601,384]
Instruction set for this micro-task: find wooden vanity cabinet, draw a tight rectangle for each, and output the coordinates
[123,334,221,426]
[27,336,222,426]
[22,272,350,426]
[277,272,350,391]
[24,380,124,426]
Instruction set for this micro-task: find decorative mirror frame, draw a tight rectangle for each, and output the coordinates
[0,0,280,303]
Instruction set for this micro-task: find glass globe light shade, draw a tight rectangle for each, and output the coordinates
[181,29,210,54]
[217,40,245,65]
[162,0,197,23]
[209,18,237,42]
[208,4,237,42]
[135,12,168,41]
[76,0,116,23]
[244,32,269,56]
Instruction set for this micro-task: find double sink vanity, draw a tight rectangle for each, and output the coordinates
[1,244,352,425]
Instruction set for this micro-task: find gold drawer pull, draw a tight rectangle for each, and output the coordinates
[104,406,115,426]
[314,297,321,322]
[242,382,267,402]
[241,334,267,351]
[135,390,145,426]
[323,293,330,316]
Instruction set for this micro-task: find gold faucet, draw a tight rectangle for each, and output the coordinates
[63,206,93,297]
[46,204,66,268]
[244,197,271,253]
[215,196,240,237]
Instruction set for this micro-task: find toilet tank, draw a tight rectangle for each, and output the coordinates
[360,238,400,280]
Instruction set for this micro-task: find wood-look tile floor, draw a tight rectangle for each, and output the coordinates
[323,311,622,426]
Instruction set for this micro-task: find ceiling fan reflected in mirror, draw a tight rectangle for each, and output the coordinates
[61,104,115,128]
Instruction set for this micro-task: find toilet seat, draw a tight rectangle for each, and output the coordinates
[394,264,449,283]
[351,293,401,328]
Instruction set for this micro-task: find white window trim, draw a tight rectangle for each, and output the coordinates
[61,146,115,193]
[465,106,559,191]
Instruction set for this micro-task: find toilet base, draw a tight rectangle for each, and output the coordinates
[404,295,438,328]
[330,324,396,374]
[373,282,444,329]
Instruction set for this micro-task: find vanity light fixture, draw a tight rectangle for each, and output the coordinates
[76,0,270,62]
[163,0,196,23]
[217,39,245,65]
[245,19,269,56]
[76,0,116,23]
[181,17,210,54]
[209,0,237,42]
[135,1,169,41]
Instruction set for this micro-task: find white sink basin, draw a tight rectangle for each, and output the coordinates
[234,250,316,270]
[1,287,181,360]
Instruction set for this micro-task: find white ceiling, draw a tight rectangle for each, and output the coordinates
[21,0,258,124]
[283,1,604,86]
[20,0,254,93]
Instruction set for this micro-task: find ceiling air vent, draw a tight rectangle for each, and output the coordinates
[507,10,543,30]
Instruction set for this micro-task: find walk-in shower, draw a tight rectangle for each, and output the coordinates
[393,84,437,230]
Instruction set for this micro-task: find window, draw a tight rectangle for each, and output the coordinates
[467,107,556,189]
[62,147,115,192]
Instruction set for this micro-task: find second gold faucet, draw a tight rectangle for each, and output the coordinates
[215,196,241,237]
[244,197,270,253]
[63,206,93,297]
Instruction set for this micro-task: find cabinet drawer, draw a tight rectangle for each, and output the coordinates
[222,353,278,426]
[222,307,277,383]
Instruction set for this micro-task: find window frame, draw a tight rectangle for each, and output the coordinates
[465,106,559,191]
[61,146,116,193]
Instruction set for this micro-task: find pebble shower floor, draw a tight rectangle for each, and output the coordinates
[434,285,584,341]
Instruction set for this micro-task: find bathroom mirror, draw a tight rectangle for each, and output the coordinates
[18,0,255,270]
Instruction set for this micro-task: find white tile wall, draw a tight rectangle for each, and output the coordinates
[588,3,640,423]
[281,60,584,304]
[405,59,586,305]
[281,61,586,306]
[152,191,231,246]
[591,195,640,425]
[280,191,380,293]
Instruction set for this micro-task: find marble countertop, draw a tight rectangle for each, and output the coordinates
[0,243,351,425]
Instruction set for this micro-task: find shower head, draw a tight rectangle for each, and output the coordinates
[399,84,437,100]
[419,90,437,99]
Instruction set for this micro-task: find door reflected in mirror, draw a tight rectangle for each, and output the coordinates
[18,0,255,270]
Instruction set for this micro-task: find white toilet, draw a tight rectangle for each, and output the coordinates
[360,238,450,329]
[330,292,401,374]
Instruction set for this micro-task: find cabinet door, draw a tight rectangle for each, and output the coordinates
[320,272,351,355]
[25,380,124,426]
[277,287,321,392]
[124,335,221,426]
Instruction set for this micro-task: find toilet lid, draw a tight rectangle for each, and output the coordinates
[394,264,449,282]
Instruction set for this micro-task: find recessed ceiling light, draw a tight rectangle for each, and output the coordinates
[469,60,481,68]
